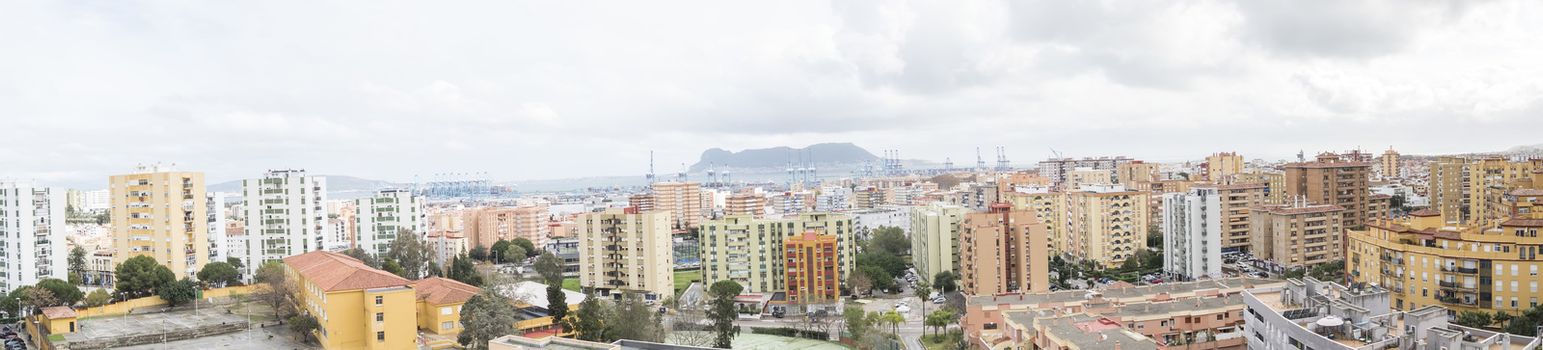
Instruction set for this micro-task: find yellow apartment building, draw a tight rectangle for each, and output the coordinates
[284,250,417,350]
[413,277,479,336]
[1205,152,1245,182]
[1203,183,1266,254]
[577,208,674,300]
[110,166,208,278]
[1002,188,1065,255]
[698,212,854,293]
[1347,207,1543,315]
[649,181,707,230]
[1063,185,1150,268]
[1429,156,1541,226]
[1284,153,1371,229]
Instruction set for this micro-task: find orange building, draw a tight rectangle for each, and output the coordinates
[724,192,767,218]
[463,205,551,249]
[959,203,1050,295]
[784,232,840,304]
[1284,153,1371,229]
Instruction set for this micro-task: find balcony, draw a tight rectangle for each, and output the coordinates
[1440,266,1478,274]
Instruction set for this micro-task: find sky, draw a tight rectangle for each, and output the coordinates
[4,0,1543,188]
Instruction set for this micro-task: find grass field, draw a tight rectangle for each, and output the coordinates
[560,268,702,294]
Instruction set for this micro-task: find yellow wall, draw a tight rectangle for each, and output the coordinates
[416,300,465,335]
[76,285,257,319]
[288,265,417,350]
[42,315,75,334]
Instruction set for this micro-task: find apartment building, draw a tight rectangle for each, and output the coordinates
[1161,188,1223,281]
[355,189,426,256]
[1346,208,1543,315]
[1067,168,1114,187]
[1204,152,1244,182]
[964,278,1283,350]
[784,232,840,305]
[1205,183,1265,253]
[1038,156,1133,188]
[959,204,1049,295]
[1248,201,1343,268]
[1063,185,1150,268]
[1379,147,1402,179]
[241,169,328,278]
[1115,161,1159,185]
[814,187,852,212]
[1429,156,1541,226]
[1243,277,1539,350]
[1368,193,1391,221]
[0,182,67,293]
[698,213,854,293]
[1284,153,1371,229]
[462,205,551,250]
[724,192,766,218]
[206,193,229,263]
[283,250,416,350]
[110,167,208,279]
[1229,171,1286,204]
[1002,186,1065,255]
[649,181,706,230]
[576,208,673,300]
[910,202,966,279]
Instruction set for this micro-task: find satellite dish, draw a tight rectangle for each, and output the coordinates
[1317,316,1345,328]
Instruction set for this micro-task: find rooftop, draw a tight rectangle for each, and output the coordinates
[415,277,481,305]
[282,251,413,292]
[1036,314,1158,350]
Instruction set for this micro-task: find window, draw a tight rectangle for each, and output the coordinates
[441,307,452,315]
[1217,314,1224,320]
[375,313,383,322]
[377,331,385,342]
[1533,265,1539,276]
[375,296,383,305]
[441,321,454,330]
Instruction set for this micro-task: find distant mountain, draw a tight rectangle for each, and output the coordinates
[208,175,402,200]
[689,143,879,171]
[1503,143,1543,156]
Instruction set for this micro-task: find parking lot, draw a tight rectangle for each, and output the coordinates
[2,324,26,350]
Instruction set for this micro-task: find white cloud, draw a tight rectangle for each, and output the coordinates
[2,0,1541,188]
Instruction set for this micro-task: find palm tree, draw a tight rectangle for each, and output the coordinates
[913,280,932,323]
[882,310,904,336]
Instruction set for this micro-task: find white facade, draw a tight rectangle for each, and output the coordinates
[0,182,67,294]
[814,186,852,212]
[910,203,964,279]
[82,189,110,212]
[240,170,327,277]
[355,189,425,256]
[1161,188,1223,281]
[206,192,228,264]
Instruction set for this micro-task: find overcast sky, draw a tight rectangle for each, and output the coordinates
[4,0,1542,188]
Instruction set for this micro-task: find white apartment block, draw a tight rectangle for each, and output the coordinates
[1161,188,1223,281]
[815,186,852,212]
[206,192,228,264]
[0,182,67,294]
[82,189,110,212]
[910,202,965,279]
[355,189,425,256]
[240,170,327,277]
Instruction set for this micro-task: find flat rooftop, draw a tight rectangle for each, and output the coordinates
[1037,314,1158,350]
[968,277,1282,306]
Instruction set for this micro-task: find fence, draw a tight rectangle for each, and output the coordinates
[75,285,258,319]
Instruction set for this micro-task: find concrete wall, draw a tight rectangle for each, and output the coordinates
[75,285,257,319]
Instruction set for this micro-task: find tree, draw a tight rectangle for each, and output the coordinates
[857,251,907,278]
[385,230,434,279]
[341,247,379,268]
[865,227,910,256]
[381,260,404,277]
[533,252,565,284]
[843,305,873,341]
[255,261,297,321]
[1455,311,1493,328]
[925,309,955,337]
[880,311,904,336]
[848,272,873,297]
[573,292,612,342]
[114,255,175,299]
[448,254,483,286]
[470,245,489,261]
[197,261,242,287]
[288,315,320,343]
[426,261,445,278]
[706,281,744,348]
[511,238,538,258]
[859,265,896,293]
[19,287,58,315]
[159,278,199,307]
[1495,311,1514,329]
[548,284,569,332]
[69,247,87,285]
[84,289,111,307]
[503,245,528,265]
[933,271,958,294]
[609,296,666,342]
[37,278,84,306]
[226,257,245,271]
[458,289,519,350]
[1147,224,1162,248]
[490,240,512,263]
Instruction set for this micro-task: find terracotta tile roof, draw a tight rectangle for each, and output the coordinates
[283,251,413,292]
[41,306,75,319]
[1410,208,1440,217]
[414,277,481,305]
